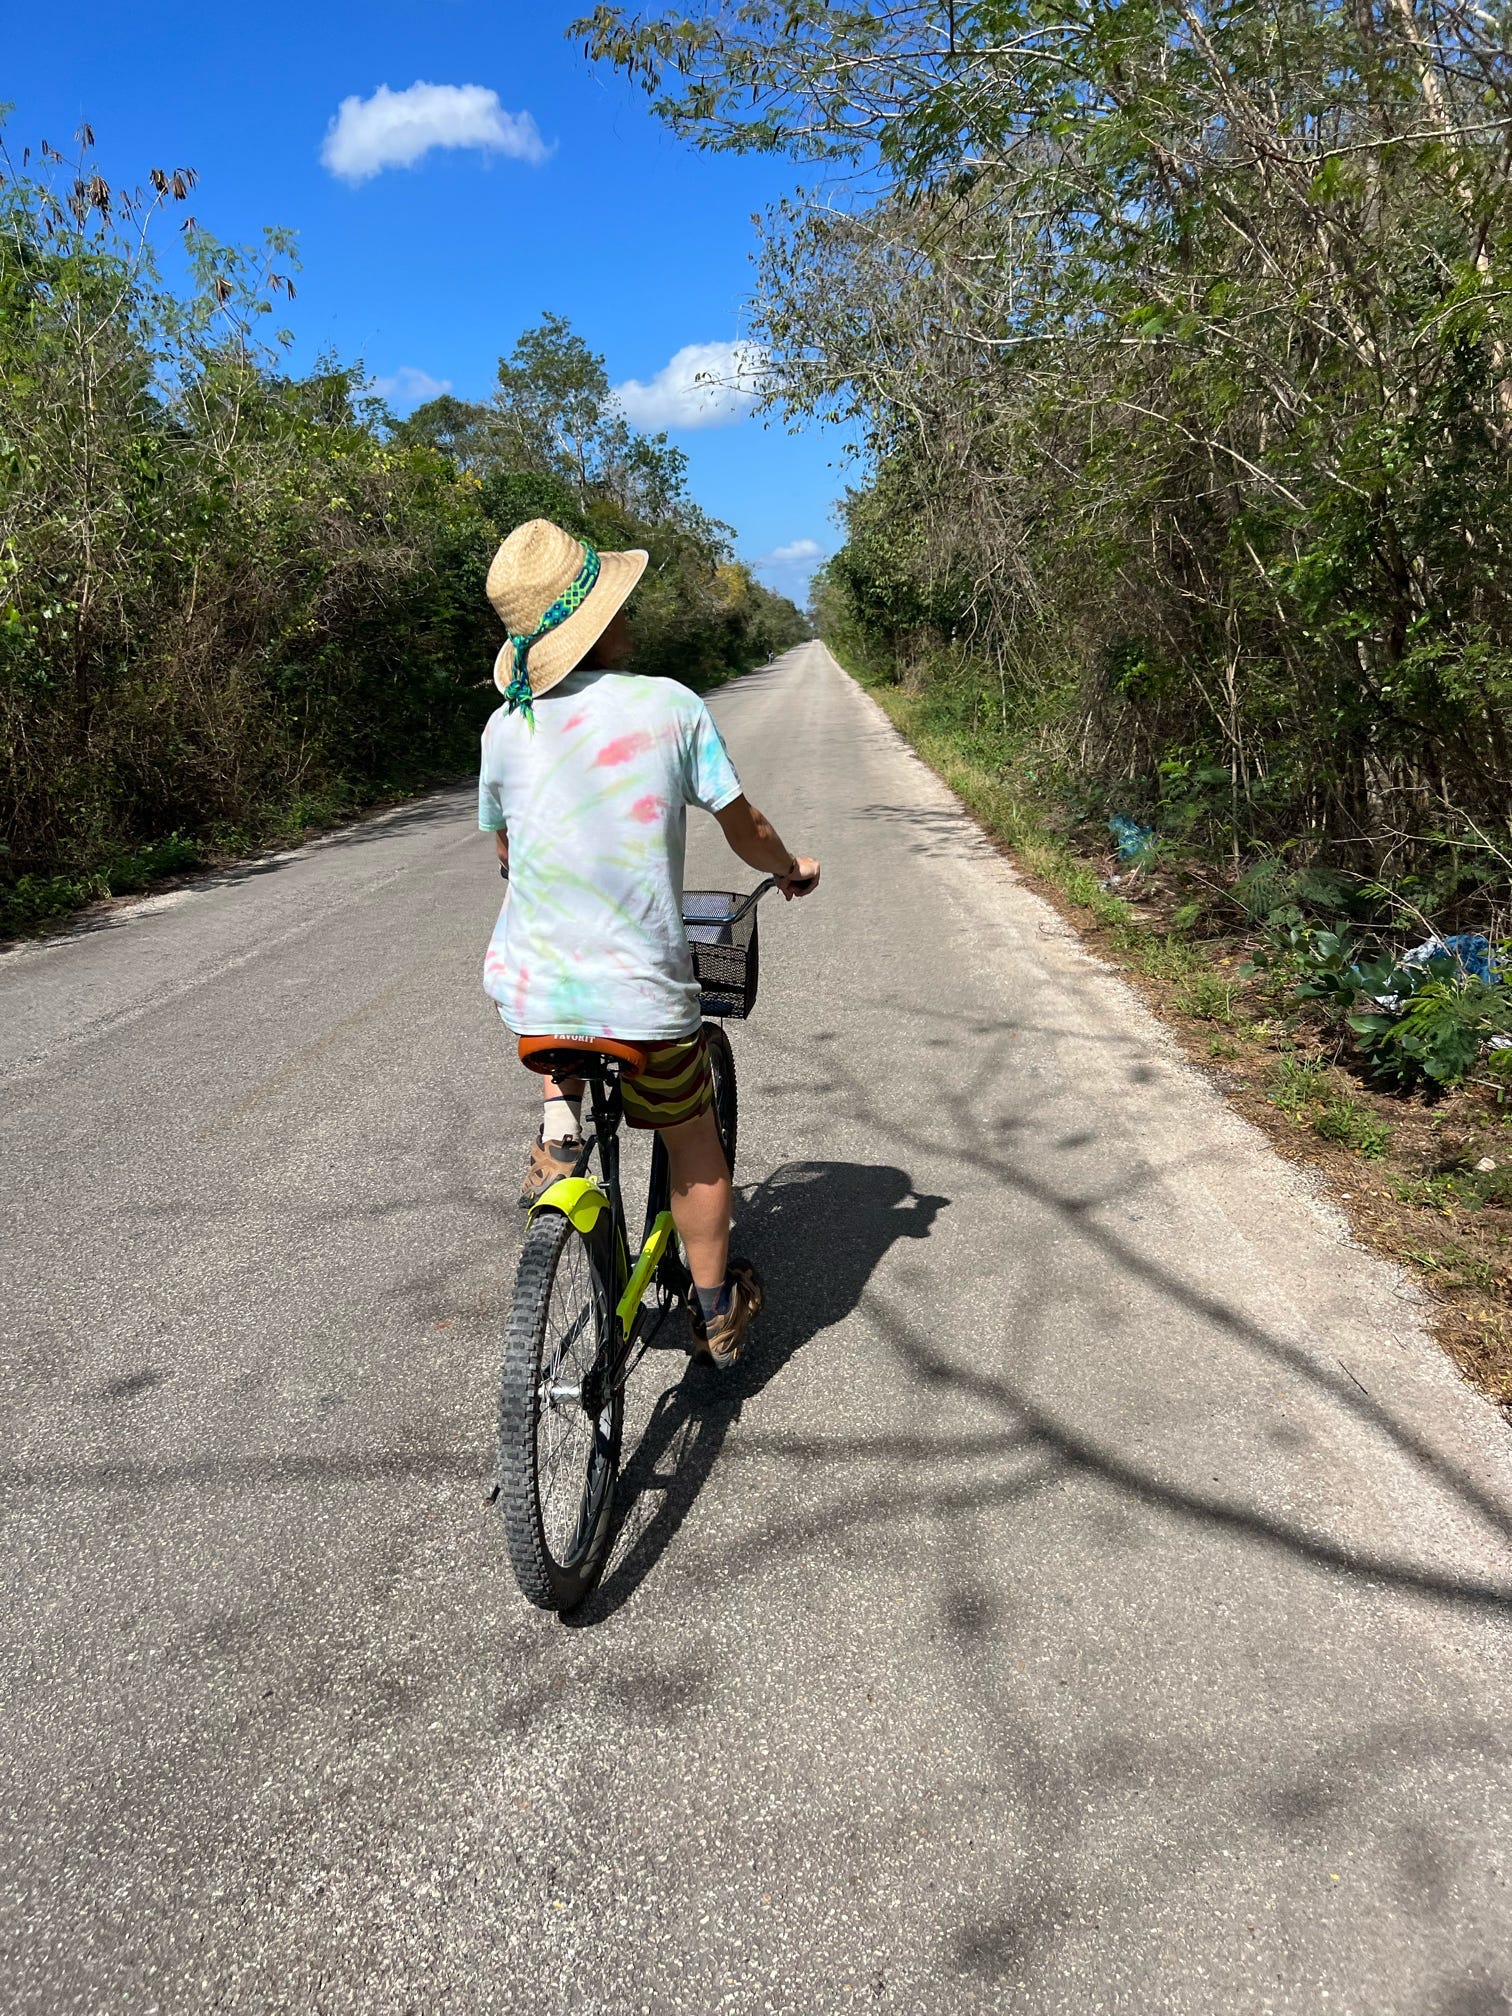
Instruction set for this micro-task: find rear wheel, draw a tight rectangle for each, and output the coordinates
[704,1020,738,1177]
[498,1208,622,1612]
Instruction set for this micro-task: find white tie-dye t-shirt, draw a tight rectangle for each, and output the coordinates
[478,668,743,1040]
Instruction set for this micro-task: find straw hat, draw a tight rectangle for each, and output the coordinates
[486,518,648,714]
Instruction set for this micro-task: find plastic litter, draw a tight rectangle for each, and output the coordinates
[1359,932,1509,1039]
[1399,933,1498,985]
[1107,814,1155,863]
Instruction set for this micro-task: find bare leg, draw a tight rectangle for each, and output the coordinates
[541,1072,585,1135]
[659,1105,732,1289]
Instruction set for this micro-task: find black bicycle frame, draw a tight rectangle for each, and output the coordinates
[576,1068,680,1401]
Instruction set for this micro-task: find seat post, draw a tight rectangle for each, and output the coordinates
[587,1074,617,1138]
[590,1074,621,1206]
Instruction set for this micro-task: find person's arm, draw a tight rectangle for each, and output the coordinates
[479,732,508,874]
[713,795,820,900]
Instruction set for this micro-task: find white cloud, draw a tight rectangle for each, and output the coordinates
[370,366,453,408]
[321,82,548,185]
[756,538,824,568]
[612,341,766,431]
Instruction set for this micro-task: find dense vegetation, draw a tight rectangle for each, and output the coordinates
[0,130,806,934]
[579,0,1512,1125]
[583,6,1512,1396]
[583,2,1512,928]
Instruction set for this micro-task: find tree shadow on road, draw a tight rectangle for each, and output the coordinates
[564,1160,948,1626]
[21,789,475,948]
[744,1008,1512,1605]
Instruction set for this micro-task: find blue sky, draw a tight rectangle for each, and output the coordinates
[5,2,854,602]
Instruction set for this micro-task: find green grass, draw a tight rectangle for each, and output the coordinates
[861,680,1138,929]
[1175,972,1237,1022]
[0,766,461,941]
[0,833,203,937]
[1394,1162,1512,1212]
[1313,1096,1394,1158]
[1266,1055,1393,1157]
[1402,1240,1501,1295]
[1132,934,1208,981]
[1269,1056,1331,1113]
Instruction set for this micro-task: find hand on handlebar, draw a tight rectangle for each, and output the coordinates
[777,856,821,901]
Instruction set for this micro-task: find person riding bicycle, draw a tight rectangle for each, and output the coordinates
[478,518,820,1369]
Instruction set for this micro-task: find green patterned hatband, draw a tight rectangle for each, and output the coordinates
[501,543,602,725]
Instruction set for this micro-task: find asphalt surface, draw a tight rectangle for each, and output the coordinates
[3,639,1511,2015]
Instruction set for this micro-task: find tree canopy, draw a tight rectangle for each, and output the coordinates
[0,126,806,930]
[584,1,1512,915]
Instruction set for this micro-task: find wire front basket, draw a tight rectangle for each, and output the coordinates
[683,890,761,1020]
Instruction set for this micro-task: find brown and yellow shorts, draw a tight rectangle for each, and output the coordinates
[621,1031,714,1132]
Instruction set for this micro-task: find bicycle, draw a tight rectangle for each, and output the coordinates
[495,878,778,1613]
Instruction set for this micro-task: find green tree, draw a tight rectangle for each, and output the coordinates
[581,2,1512,910]
[0,134,805,932]
[390,393,499,474]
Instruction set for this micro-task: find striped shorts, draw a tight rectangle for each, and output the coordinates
[621,1030,714,1132]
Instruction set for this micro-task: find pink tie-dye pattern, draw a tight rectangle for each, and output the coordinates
[479,669,741,1036]
[593,731,654,768]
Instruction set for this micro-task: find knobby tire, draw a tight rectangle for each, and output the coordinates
[498,1207,623,1612]
[705,1020,738,1177]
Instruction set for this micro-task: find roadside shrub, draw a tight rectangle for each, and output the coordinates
[1351,973,1512,1090]
[0,131,806,929]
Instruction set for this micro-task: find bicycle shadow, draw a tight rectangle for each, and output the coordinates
[565,1160,948,1626]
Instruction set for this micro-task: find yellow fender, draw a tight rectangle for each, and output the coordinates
[529,1176,609,1237]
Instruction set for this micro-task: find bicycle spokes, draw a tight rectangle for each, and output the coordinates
[532,1230,613,1569]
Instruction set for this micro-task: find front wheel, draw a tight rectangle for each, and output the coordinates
[498,1207,622,1612]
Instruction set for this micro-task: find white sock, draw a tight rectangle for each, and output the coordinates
[542,1094,583,1143]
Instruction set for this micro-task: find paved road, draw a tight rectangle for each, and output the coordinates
[4,640,1511,2015]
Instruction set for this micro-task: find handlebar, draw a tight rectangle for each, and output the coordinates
[502,868,818,910]
[695,872,819,924]
[716,877,777,925]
